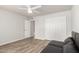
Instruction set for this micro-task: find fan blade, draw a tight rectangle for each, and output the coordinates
[25,5,32,13]
[32,5,42,10]
[18,8,27,10]
[33,10,40,14]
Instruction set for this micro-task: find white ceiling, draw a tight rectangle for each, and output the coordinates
[0,5,72,18]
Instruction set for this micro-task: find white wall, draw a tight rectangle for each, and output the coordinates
[34,10,71,41]
[45,16,67,41]
[0,9,28,45]
[72,6,79,33]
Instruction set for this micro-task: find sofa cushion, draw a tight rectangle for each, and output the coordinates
[41,40,63,53]
[41,45,63,53]
[49,40,64,48]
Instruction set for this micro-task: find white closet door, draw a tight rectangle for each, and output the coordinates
[45,16,66,41]
[25,20,31,38]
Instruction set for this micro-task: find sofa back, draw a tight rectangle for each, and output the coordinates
[72,31,79,50]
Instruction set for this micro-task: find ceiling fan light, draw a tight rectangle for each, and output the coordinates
[28,8,32,13]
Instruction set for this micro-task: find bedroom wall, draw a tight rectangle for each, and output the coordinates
[0,9,29,45]
[72,5,79,33]
[34,10,71,41]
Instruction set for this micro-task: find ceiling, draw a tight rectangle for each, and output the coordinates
[0,5,72,18]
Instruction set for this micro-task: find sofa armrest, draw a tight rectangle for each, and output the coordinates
[64,37,73,44]
[63,37,78,53]
[49,40,64,48]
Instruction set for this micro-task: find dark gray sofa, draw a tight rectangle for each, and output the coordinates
[41,31,79,53]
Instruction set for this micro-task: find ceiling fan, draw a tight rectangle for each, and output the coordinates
[19,5,42,14]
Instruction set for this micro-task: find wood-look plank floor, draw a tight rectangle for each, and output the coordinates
[0,38,50,53]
